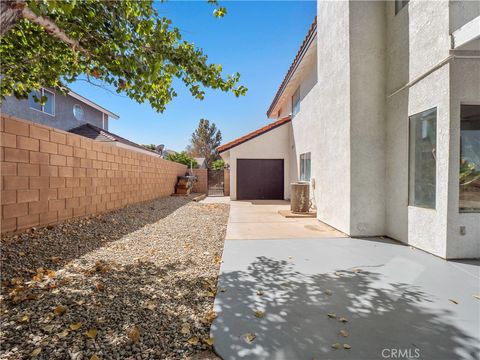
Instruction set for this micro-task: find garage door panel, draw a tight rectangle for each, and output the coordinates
[237,159,284,200]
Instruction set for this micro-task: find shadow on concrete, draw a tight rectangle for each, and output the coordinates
[212,256,479,360]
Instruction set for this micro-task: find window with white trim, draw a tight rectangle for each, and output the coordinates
[28,89,55,115]
[300,152,311,181]
[73,104,85,121]
[409,108,436,209]
[292,86,300,117]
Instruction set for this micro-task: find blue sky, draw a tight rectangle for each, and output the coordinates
[69,1,316,151]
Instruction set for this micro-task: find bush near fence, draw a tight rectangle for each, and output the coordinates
[0,115,187,234]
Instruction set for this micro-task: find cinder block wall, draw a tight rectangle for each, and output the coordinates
[192,169,208,194]
[0,115,187,234]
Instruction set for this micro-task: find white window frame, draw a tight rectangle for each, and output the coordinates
[292,86,300,117]
[73,104,85,121]
[29,88,55,116]
[300,152,311,181]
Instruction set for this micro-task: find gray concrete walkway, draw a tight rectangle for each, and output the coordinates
[212,237,480,360]
[226,200,345,240]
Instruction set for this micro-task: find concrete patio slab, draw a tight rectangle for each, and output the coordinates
[226,200,344,240]
[212,237,480,360]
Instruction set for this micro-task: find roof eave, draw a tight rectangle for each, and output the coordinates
[266,17,317,118]
[68,90,120,120]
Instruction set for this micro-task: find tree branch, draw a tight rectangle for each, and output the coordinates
[19,2,91,57]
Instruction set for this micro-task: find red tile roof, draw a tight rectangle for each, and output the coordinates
[217,116,291,153]
[266,17,317,117]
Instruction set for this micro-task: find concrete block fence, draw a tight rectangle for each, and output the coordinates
[191,169,208,194]
[0,115,187,234]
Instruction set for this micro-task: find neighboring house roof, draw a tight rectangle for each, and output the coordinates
[68,90,120,120]
[266,17,317,117]
[217,116,291,153]
[69,123,157,154]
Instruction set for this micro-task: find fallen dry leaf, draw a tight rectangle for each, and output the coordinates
[90,355,100,360]
[127,326,140,342]
[449,299,458,304]
[343,343,352,349]
[187,336,199,345]
[331,342,342,350]
[256,290,264,296]
[74,300,85,306]
[53,306,66,316]
[327,313,337,319]
[203,337,215,346]
[85,328,97,339]
[243,333,256,344]
[180,323,191,335]
[57,329,69,338]
[47,270,56,278]
[473,294,480,300]
[339,317,348,323]
[324,289,333,295]
[145,301,157,310]
[20,314,30,323]
[42,324,55,333]
[30,348,42,357]
[254,310,265,318]
[339,329,349,337]
[69,322,83,331]
[202,310,217,324]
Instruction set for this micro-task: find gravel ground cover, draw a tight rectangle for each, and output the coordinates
[0,197,229,360]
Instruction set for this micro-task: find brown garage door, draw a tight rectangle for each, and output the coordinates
[237,159,284,200]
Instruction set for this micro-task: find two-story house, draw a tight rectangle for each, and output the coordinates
[1,88,160,157]
[1,88,118,131]
[218,0,480,259]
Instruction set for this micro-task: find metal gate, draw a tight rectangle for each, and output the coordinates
[208,170,224,196]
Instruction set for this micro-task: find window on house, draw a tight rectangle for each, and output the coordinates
[300,152,311,181]
[292,86,300,116]
[459,105,480,212]
[28,88,55,115]
[73,104,85,121]
[395,0,409,14]
[409,108,437,209]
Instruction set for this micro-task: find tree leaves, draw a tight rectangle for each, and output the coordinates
[0,1,247,113]
[189,119,222,168]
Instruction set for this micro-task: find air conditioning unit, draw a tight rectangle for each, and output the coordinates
[290,182,310,213]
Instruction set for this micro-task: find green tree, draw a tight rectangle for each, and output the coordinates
[166,151,198,168]
[143,144,157,151]
[189,119,222,168]
[211,159,225,170]
[0,0,246,112]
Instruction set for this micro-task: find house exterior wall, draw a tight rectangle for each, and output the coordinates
[220,122,292,201]
[348,1,386,236]
[384,0,480,258]
[1,115,186,234]
[1,91,106,131]
[447,58,480,258]
[267,0,479,258]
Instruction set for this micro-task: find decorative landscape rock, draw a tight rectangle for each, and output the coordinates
[0,197,228,360]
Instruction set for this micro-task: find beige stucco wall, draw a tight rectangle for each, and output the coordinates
[447,58,480,259]
[220,122,292,200]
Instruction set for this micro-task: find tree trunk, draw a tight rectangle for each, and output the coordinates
[0,0,24,37]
